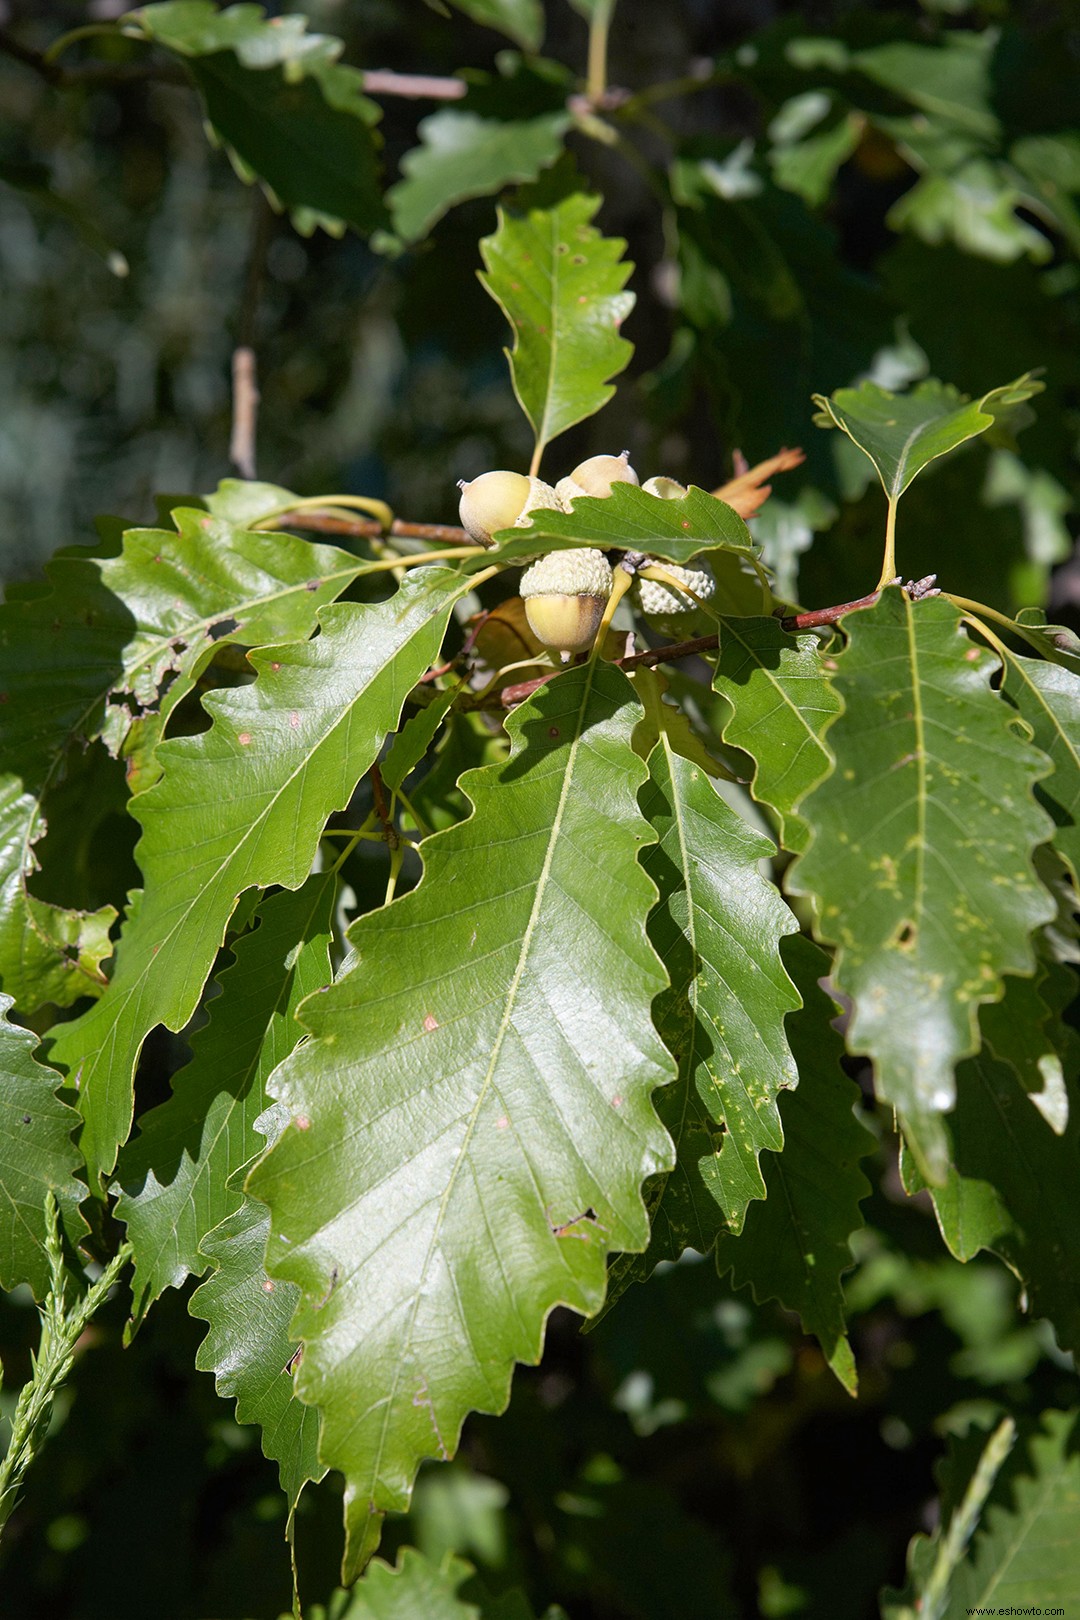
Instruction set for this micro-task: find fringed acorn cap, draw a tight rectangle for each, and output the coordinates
[636,560,716,619]
[520,548,613,653]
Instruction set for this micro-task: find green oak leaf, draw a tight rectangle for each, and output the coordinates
[445,0,545,51]
[0,995,87,1298]
[479,190,634,470]
[191,1190,324,1509]
[389,108,570,242]
[0,507,363,1007]
[941,1410,1080,1615]
[712,616,841,854]
[901,1035,1080,1356]
[484,483,754,567]
[115,874,335,1329]
[49,568,467,1187]
[639,732,800,1239]
[979,959,1072,1134]
[0,782,116,1011]
[286,1545,553,1620]
[714,936,874,1395]
[248,661,674,1579]
[790,590,1055,1182]
[811,372,1043,503]
[882,1416,1019,1620]
[1000,650,1080,888]
[123,3,386,236]
[600,720,799,1315]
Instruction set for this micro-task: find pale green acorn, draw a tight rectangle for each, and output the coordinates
[457,470,563,547]
[520,548,613,653]
[555,450,639,506]
[635,475,715,622]
[635,560,716,620]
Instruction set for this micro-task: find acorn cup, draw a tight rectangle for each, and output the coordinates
[457,470,563,547]
[520,548,614,655]
[556,450,639,506]
[634,475,716,628]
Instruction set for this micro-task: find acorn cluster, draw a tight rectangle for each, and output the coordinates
[457,453,716,655]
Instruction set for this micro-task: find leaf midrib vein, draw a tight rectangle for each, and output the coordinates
[371,663,598,1487]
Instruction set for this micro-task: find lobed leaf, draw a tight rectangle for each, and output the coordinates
[714,936,874,1394]
[712,615,840,853]
[115,874,335,1327]
[50,568,467,1186]
[601,720,800,1315]
[1000,649,1080,887]
[638,733,800,1244]
[123,3,386,235]
[191,1192,324,1509]
[479,191,634,468]
[389,108,570,242]
[790,589,1055,1180]
[485,483,754,568]
[901,1037,1080,1356]
[0,507,362,1007]
[248,660,674,1578]
[811,372,1043,502]
[0,995,86,1299]
[943,1409,1080,1615]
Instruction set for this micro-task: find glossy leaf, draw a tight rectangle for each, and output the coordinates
[601,720,802,1316]
[1001,650,1080,887]
[712,616,840,853]
[714,937,874,1394]
[50,568,466,1186]
[790,590,1055,1181]
[389,108,570,242]
[190,1190,324,1508]
[248,660,674,1578]
[0,996,86,1299]
[479,191,634,468]
[115,874,335,1327]
[124,3,386,235]
[486,482,754,567]
[637,733,799,1248]
[0,509,362,1005]
[811,373,1043,501]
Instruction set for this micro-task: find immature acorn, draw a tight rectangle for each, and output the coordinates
[635,559,717,620]
[556,450,639,506]
[457,470,563,548]
[520,548,613,653]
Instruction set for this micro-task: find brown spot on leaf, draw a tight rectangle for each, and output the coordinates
[238,732,252,746]
[295,1114,311,1131]
[423,1013,439,1032]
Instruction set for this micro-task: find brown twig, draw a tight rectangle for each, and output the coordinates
[229,348,260,481]
[780,589,883,633]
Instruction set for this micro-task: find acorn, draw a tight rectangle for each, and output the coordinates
[457,470,563,548]
[556,450,639,506]
[635,560,716,620]
[519,548,613,653]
